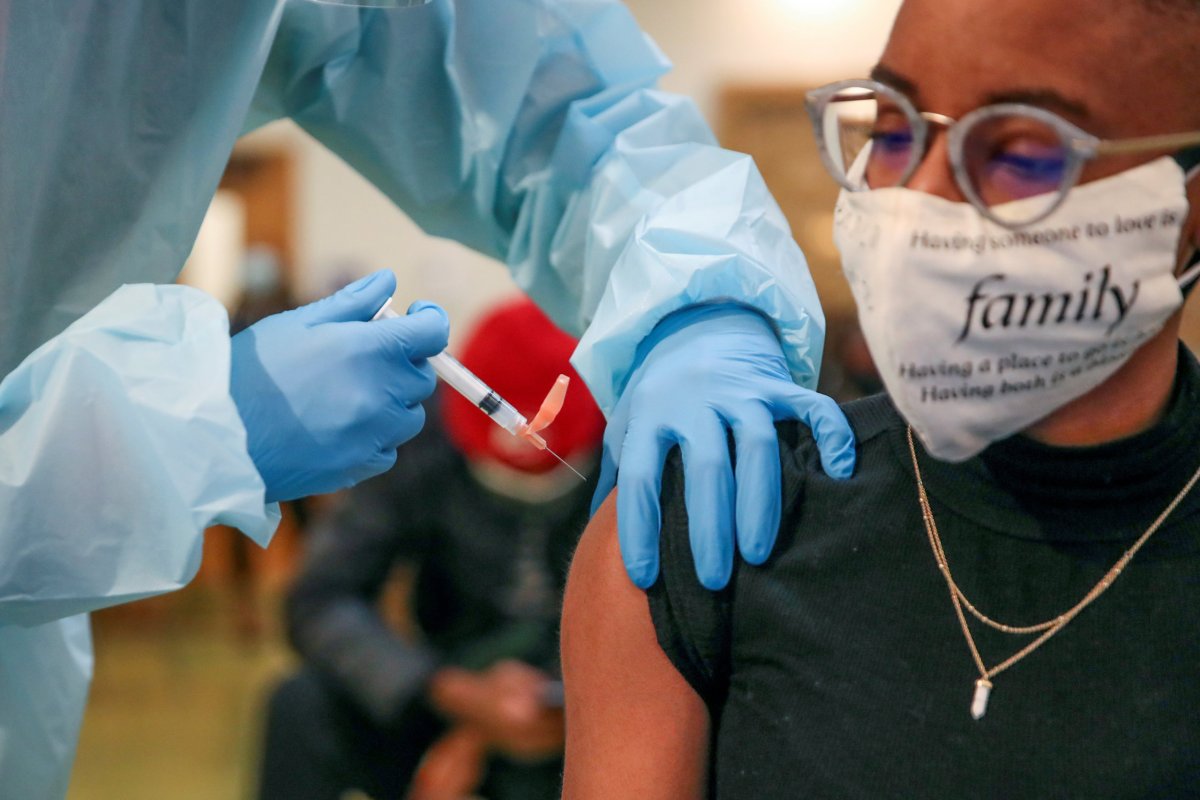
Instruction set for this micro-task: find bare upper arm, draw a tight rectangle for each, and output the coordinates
[561,493,711,800]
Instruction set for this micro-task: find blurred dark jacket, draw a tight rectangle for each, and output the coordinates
[284,401,596,728]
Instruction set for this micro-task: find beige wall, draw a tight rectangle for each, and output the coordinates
[626,0,901,121]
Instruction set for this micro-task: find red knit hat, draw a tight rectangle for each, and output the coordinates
[440,297,604,473]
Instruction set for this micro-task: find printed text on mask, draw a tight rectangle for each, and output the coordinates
[957,267,1138,343]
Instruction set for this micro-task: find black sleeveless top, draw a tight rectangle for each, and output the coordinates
[648,345,1200,798]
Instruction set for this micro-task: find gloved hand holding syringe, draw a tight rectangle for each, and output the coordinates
[375,301,585,481]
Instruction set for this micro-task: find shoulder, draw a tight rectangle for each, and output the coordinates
[776,392,907,505]
[781,392,904,475]
[646,393,907,703]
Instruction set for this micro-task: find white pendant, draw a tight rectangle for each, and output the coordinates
[971,679,992,720]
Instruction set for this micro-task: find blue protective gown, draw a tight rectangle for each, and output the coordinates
[0,0,824,795]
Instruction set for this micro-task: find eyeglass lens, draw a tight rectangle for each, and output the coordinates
[820,86,1073,225]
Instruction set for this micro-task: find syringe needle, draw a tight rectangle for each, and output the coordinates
[545,446,587,482]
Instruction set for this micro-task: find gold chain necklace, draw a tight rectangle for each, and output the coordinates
[906,426,1200,720]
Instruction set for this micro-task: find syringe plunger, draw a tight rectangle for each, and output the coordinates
[428,352,529,435]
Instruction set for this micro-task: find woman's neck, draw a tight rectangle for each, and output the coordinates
[1023,320,1181,448]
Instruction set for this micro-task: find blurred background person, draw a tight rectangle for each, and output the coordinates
[258,297,603,800]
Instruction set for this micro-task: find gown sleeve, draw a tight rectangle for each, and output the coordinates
[247,0,824,412]
[0,284,280,626]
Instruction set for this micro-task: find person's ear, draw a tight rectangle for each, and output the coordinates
[1188,164,1200,237]
[1180,167,1200,273]
[1190,177,1200,254]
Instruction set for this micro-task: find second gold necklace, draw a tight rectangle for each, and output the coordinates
[906,426,1200,719]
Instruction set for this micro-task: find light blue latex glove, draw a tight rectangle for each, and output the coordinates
[595,305,857,590]
[230,270,449,503]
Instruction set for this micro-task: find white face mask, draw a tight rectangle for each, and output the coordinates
[833,156,1196,461]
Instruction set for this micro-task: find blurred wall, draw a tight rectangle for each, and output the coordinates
[233,124,520,352]
[627,0,902,120]
[178,191,248,312]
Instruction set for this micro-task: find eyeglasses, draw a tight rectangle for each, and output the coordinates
[805,78,1200,229]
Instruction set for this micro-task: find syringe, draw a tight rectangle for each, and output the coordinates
[374,302,585,481]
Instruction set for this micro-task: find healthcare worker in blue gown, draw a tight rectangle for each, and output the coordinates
[0,0,855,795]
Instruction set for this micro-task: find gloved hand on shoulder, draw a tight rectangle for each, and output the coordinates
[596,304,856,590]
[230,269,449,502]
